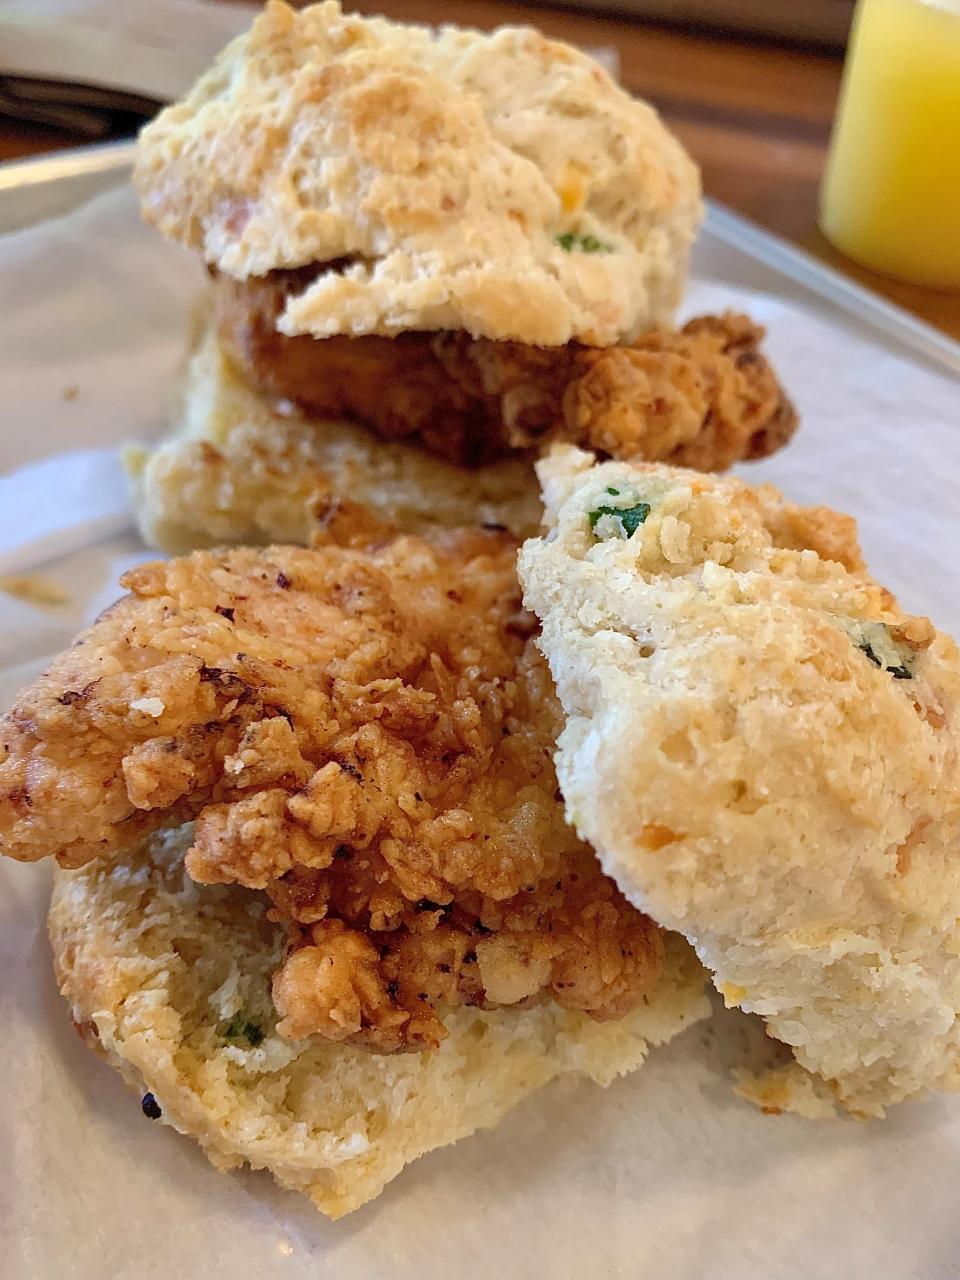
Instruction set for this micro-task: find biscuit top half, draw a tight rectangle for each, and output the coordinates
[519,446,960,1114]
[134,0,701,346]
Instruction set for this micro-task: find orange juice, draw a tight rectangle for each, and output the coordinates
[820,0,960,287]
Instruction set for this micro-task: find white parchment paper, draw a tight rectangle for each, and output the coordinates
[1,186,960,1280]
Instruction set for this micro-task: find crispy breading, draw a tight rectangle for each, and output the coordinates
[0,522,662,1051]
[214,270,797,469]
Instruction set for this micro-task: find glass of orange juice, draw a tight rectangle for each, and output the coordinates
[820,0,960,288]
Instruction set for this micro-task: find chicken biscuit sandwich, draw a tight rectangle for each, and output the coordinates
[128,0,796,551]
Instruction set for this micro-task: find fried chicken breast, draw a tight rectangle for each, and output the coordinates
[0,520,662,1052]
[215,269,796,469]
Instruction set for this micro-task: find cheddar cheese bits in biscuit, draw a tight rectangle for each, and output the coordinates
[129,1,796,553]
[519,446,960,1117]
[0,520,707,1213]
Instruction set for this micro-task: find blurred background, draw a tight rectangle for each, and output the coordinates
[0,0,956,338]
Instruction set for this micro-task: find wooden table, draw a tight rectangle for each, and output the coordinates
[2,0,958,340]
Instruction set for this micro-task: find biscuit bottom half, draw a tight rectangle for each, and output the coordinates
[125,323,542,556]
[49,825,708,1218]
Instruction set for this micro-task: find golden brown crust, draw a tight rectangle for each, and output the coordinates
[1,527,663,1052]
[135,1,700,345]
[213,271,796,470]
[555,313,798,469]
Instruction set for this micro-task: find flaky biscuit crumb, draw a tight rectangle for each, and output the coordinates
[520,446,960,1115]
[135,0,700,345]
[49,829,708,1215]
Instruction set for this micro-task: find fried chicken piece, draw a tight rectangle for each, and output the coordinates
[0,518,662,1052]
[214,267,797,470]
